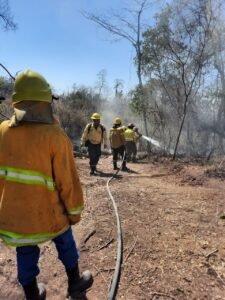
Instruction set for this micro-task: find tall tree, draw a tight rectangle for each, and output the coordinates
[95,69,107,97]
[141,0,214,159]
[84,0,152,143]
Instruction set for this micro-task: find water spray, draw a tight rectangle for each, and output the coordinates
[141,135,174,155]
[142,135,161,148]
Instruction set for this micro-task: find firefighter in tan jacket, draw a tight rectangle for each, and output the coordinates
[109,117,127,171]
[81,113,107,175]
[0,70,93,300]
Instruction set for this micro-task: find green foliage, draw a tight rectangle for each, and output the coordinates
[56,86,105,141]
[129,86,146,116]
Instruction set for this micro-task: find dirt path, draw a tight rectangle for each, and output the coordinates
[1,156,225,299]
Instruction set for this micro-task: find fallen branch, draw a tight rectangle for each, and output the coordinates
[123,236,138,264]
[93,264,109,289]
[99,267,115,273]
[206,249,218,261]
[82,229,96,244]
[150,292,177,300]
[79,246,89,252]
[91,238,114,252]
[204,262,225,286]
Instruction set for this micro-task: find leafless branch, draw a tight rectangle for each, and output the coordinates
[0,63,15,80]
[0,0,17,30]
[83,12,136,46]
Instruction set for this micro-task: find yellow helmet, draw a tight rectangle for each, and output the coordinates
[113,117,121,125]
[12,70,52,104]
[91,112,101,120]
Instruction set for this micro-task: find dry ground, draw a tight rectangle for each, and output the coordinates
[1,154,225,300]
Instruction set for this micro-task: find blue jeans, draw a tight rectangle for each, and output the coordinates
[16,227,79,286]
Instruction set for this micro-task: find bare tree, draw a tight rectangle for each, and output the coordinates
[95,69,107,97]
[83,0,152,143]
[114,79,123,97]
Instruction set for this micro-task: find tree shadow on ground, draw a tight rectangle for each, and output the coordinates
[70,291,89,299]
[96,171,123,178]
[121,168,139,174]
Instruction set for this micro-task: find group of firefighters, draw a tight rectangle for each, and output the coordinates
[81,112,142,175]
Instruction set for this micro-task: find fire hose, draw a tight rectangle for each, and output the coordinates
[105,136,164,299]
[106,154,125,300]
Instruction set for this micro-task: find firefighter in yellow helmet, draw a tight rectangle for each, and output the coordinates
[109,117,127,171]
[0,70,93,299]
[124,123,142,162]
[80,112,107,175]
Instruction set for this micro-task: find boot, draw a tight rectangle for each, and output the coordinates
[122,163,128,172]
[66,263,93,299]
[132,157,137,163]
[113,162,119,170]
[23,279,46,300]
[89,167,96,175]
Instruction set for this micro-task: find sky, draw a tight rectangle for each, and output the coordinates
[0,0,163,95]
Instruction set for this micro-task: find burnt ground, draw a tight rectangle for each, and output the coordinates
[1,154,225,299]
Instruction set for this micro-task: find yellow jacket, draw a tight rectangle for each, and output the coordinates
[0,121,84,246]
[109,127,125,149]
[81,123,107,145]
[124,128,136,142]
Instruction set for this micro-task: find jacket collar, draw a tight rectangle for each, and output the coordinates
[9,101,54,127]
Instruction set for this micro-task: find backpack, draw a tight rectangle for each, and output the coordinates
[85,123,105,146]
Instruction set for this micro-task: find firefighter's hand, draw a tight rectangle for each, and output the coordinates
[80,143,84,148]
[104,144,107,149]
[68,215,81,225]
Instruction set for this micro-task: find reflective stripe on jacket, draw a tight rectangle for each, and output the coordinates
[0,166,55,191]
[0,121,84,246]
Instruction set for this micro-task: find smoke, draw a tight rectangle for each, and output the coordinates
[99,94,143,133]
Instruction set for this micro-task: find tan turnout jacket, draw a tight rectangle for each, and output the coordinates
[109,127,126,149]
[0,120,84,246]
[81,123,107,145]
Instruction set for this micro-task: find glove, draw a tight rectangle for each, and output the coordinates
[68,215,81,225]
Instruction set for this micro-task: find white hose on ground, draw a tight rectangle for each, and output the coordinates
[106,154,125,300]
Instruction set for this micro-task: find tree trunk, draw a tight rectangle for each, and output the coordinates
[172,96,189,160]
